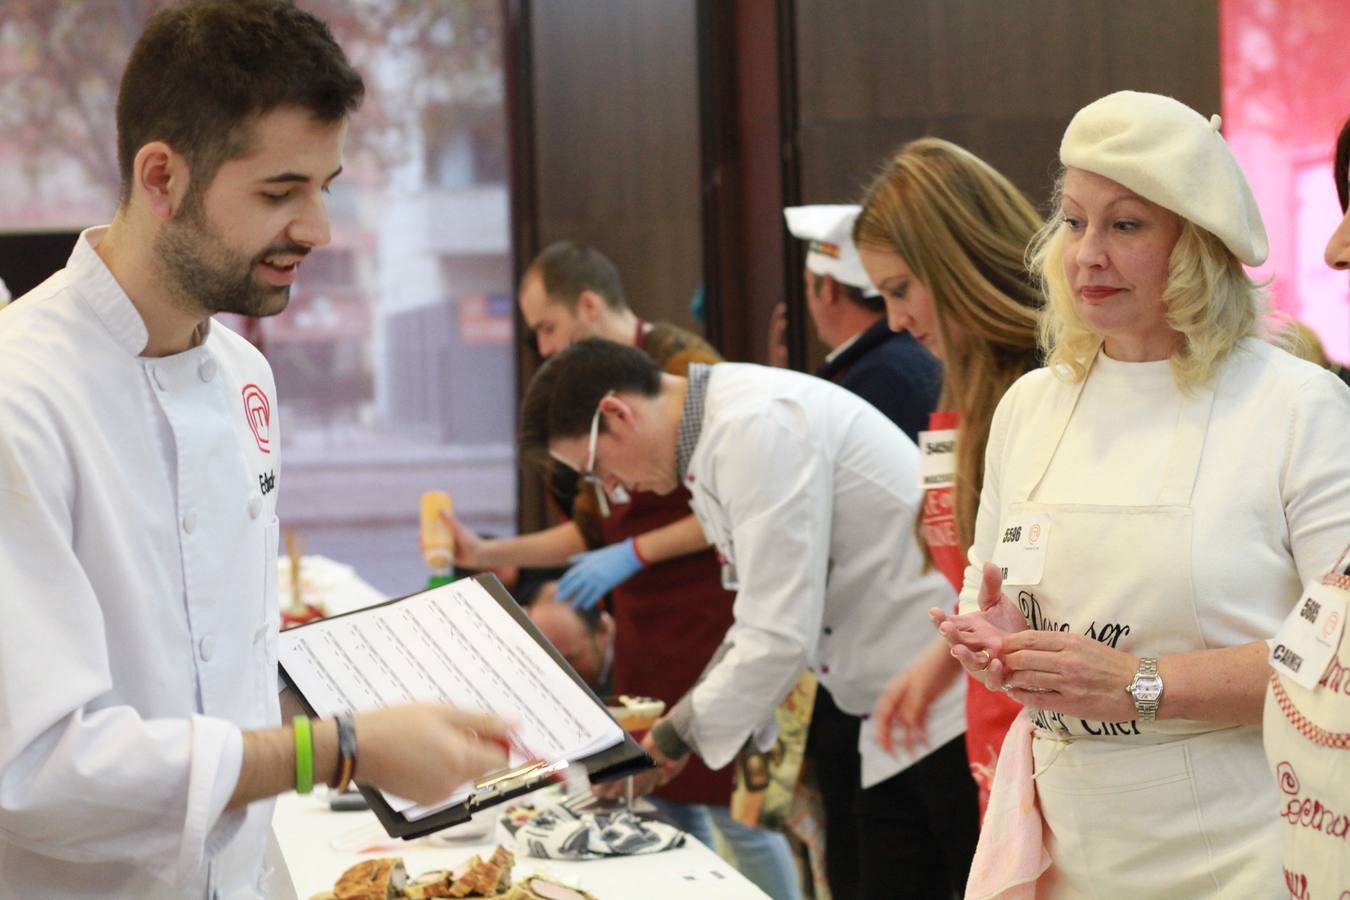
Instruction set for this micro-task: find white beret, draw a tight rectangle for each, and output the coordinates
[783,205,879,295]
[1060,90,1268,266]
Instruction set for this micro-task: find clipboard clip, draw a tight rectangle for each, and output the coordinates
[467,758,578,811]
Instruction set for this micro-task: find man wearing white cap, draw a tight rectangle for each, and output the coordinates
[784,204,940,442]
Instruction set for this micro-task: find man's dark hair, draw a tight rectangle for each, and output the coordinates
[116,0,365,206]
[811,272,883,314]
[519,338,661,467]
[525,241,628,312]
[1336,116,1350,214]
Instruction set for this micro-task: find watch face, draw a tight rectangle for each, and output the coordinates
[1132,675,1163,702]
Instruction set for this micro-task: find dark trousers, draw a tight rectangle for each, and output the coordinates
[805,684,979,900]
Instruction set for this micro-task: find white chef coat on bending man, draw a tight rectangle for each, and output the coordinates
[520,339,967,874]
[664,362,965,782]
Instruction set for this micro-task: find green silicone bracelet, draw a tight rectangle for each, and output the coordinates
[293,715,314,794]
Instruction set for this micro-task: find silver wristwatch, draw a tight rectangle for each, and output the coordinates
[1125,657,1163,721]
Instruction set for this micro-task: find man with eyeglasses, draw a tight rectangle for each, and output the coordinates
[520,338,974,898]
[441,241,801,899]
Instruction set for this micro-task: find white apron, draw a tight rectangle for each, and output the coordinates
[996,366,1279,898]
[1262,564,1350,898]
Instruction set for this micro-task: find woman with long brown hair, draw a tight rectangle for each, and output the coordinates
[855,136,1042,814]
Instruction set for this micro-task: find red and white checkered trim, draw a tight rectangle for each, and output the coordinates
[1270,672,1350,750]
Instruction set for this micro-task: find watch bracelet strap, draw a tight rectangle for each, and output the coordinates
[330,712,358,793]
[1130,656,1161,721]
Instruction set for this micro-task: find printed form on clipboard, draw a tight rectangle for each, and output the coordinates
[278,575,630,826]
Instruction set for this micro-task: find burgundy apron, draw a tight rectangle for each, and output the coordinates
[600,486,737,805]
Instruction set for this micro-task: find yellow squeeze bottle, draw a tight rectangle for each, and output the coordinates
[419,491,456,588]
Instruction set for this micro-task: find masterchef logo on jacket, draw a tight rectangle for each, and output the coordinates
[242,383,271,454]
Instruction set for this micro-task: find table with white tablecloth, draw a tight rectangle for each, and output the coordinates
[272,790,771,899]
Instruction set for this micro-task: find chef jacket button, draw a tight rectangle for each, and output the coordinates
[248,493,264,519]
[198,635,215,662]
[820,663,830,674]
[151,367,167,391]
[198,358,218,382]
[823,626,833,636]
[182,510,197,534]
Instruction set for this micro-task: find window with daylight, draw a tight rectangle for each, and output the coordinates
[0,1,518,597]
[1220,0,1350,362]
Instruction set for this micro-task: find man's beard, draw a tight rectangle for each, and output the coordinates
[157,200,307,319]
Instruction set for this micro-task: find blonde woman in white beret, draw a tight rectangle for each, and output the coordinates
[935,91,1350,898]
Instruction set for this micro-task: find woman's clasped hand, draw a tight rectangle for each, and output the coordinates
[933,562,1139,722]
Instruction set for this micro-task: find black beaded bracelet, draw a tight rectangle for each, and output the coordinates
[330,712,358,793]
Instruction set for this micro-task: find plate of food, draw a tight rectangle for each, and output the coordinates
[313,846,515,899]
[603,695,664,736]
[311,848,598,900]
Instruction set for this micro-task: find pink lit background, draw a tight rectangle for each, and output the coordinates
[1221,0,1350,362]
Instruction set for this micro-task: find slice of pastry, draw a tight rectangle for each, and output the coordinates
[404,869,453,899]
[332,857,408,900]
[446,856,502,897]
[488,845,515,891]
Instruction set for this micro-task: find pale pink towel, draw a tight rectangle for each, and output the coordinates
[963,713,1051,900]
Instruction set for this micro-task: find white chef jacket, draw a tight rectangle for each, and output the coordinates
[0,228,283,898]
[677,363,964,787]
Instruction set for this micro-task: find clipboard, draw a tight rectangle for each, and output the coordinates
[279,572,652,840]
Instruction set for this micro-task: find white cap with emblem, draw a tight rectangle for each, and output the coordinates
[784,204,879,296]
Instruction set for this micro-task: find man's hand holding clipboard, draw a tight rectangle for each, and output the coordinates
[278,574,652,839]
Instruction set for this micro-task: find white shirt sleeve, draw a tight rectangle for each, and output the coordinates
[683,405,830,770]
[1280,367,1350,584]
[959,374,1020,613]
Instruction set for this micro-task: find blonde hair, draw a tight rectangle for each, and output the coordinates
[855,137,1042,556]
[1271,317,1327,368]
[1029,173,1263,389]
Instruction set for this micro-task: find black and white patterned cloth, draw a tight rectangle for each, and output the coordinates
[675,363,711,481]
[514,807,686,861]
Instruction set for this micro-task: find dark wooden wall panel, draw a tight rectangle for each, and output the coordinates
[528,1,703,330]
[793,0,1220,209]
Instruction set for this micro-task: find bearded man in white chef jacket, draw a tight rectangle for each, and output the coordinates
[0,4,511,898]
[521,338,977,896]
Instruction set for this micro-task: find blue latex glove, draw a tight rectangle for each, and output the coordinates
[558,537,644,610]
